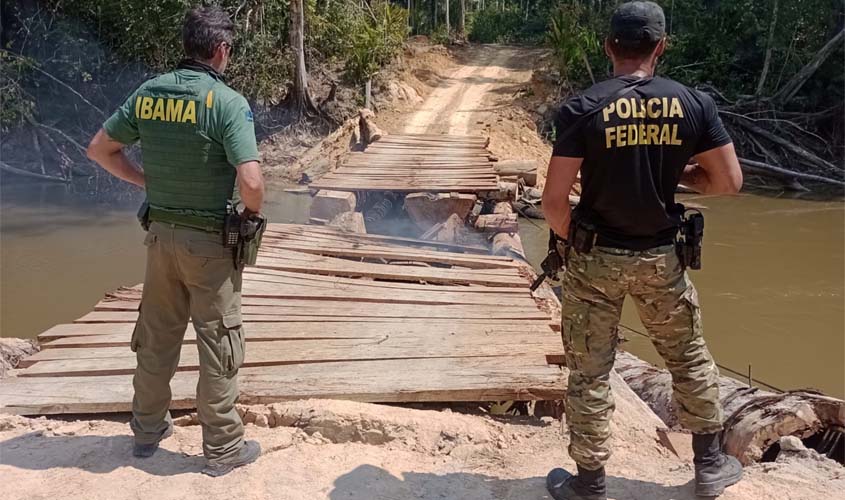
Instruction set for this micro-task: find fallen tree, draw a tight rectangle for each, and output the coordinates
[615,350,845,465]
[706,29,845,192]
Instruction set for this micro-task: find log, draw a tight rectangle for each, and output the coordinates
[729,116,840,176]
[739,158,845,187]
[328,211,367,234]
[772,29,845,106]
[493,160,539,186]
[404,192,477,230]
[429,214,468,243]
[310,190,357,221]
[483,181,519,202]
[492,201,514,215]
[1,338,39,379]
[359,108,386,145]
[474,213,518,233]
[615,350,845,465]
[492,232,526,261]
[0,161,69,183]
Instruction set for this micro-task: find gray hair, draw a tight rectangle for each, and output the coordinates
[182,6,234,60]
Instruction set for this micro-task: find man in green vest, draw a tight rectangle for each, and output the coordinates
[86,6,264,477]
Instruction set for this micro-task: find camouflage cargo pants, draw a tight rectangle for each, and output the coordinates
[561,245,723,471]
[130,222,246,463]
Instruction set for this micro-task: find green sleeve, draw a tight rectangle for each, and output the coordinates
[103,90,140,144]
[221,94,260,166]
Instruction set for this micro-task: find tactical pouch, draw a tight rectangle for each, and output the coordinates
[137,200,151,231]
[676,208,704,270]
[569,220,598,254]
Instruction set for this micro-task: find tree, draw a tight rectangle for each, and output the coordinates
[459,0,466,35]
[289,0,318,115]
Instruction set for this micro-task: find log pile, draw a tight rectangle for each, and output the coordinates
[709,29,845,191]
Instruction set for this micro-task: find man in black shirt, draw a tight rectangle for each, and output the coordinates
[542,2,743,499]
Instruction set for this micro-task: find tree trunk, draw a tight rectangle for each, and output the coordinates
[615,350,845,465]
[459,0,465,34]
[445,0,450,34]
[772,29,844,106]
[358,108,385,145]
[755,0,778,96]
[289,0,318,116]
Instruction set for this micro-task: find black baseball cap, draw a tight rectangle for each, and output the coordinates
[610,1,666,46]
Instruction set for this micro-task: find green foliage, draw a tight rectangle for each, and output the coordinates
[37,0,409,103]
[429,25,451,45]
[547,3,601,86]
[48,0,293,103]
[0,53,36,130]
[343,1,409,84]
[659,0,841,102]
[468,8,524,43]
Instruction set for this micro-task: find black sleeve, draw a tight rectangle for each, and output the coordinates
[694,93,732,154]
[551,96,587,158]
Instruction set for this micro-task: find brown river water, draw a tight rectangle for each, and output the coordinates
[1,180,843,398]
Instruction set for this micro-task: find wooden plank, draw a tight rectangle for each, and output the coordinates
[379,134,488,142]
[38,320,555,343]
[308,184,498,193]
[242,268,529,293]
[93,299,549,321]
[75,310,554,325]
[310,180,498,188]
[265,224,491,254]
[258,242,519,269]
[262,251,520,279]
[325,172,498,179]
[0,356,566,415]
[252,252,528,287]
[102,282,538,308]
[21,334,565,376]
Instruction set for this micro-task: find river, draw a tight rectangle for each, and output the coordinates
[1,180,843,398]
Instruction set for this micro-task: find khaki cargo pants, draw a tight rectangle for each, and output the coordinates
[561,245,723,471]
[130,221,245,462]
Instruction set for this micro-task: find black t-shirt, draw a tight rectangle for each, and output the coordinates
[553,75,732,250]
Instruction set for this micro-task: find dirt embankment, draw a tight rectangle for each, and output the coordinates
[2,397,842,499]
[261,41,556,186]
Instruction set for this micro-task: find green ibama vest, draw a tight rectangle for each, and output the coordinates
[135,74,235,231]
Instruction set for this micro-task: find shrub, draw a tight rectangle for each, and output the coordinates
[468,8,523,43]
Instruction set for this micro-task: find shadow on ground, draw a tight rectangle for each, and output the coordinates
[329,464,699,500]
[0,433,204,477]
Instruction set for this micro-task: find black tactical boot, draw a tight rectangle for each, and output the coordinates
[546,465,607,500]
[201,440,262,477]
[132,423,173,458]
[693,433,743,497]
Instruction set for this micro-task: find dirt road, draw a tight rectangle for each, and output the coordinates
[394,43,552,182]
[402,45,535,135]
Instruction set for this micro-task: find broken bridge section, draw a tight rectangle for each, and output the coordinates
[309,134,500,193]
[0,223,565,415]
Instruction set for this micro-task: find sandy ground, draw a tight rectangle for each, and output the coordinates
[2,399,842,500]
[2,44,843,500]
[392,44,550,159]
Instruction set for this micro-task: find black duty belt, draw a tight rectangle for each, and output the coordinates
[148,207,224,233]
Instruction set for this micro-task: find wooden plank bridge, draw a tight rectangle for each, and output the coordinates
[0,223,566,415]
[308,134,500,193]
